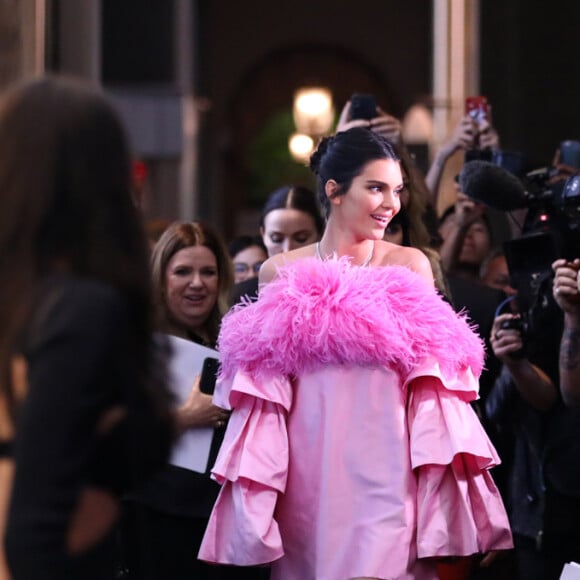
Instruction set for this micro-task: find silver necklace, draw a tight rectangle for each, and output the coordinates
[315,241,375,267]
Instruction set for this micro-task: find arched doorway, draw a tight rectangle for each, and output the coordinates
[222,44,399,238]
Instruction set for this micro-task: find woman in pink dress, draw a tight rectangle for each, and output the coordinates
[199,127,513,580]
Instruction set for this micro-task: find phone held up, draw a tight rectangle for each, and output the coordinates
[465,95,490,126]
[199,357,219,395]
[465,95,493,162]
[350,93,377,121]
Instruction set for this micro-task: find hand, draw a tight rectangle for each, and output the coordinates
[336,102,402,144]
[439,115,478,158]
[369,108,402,144]
[175,375,230,431]
[490,313,524,361]
[336,100,373,133]
[549,149,580,184]
[549,162,579,184]
[453,192,485,229]
[477,118,500,150]
[552,258,580,315]
[548,149,580,184]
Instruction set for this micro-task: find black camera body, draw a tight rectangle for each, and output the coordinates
[503,170,580,343]
[499,317,527,359]
[460,155,579,345]
[505,171,580,283]
[499,317,526,333]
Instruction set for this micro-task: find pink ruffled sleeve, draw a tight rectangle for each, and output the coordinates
[198,371,291,565]
[405,358,513,558]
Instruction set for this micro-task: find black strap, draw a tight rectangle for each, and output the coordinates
[0,439,13,458]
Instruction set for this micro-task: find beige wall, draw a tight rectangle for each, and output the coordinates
[0,0,44,90]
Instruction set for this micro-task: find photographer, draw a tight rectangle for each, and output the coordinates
[486,262,580,578]
[553,258,580,406]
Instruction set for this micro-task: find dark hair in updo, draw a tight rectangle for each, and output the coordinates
[310,127,400,217]
[259,184,325,235]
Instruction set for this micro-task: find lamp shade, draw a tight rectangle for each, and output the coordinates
[402,104,433,144]
[293,87,334,136]
[288,133,315,163]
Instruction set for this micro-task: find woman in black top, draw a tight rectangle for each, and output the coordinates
[0,76,173,580]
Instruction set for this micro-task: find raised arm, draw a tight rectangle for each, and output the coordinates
[438,193,485,275]
[425,115,477,205]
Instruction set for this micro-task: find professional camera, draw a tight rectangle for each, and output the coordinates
[499,316,527,359]
[505,165,580,274]
[460,156,580,341]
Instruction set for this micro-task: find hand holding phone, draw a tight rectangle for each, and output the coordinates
[175,358,226,431]
[199,357,219,395]
[465,96,492,150]
[465,96,490,126]
[350,93,377,121]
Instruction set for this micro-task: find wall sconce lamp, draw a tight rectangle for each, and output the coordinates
[288,133,315,164]
[289,87,334,162]
[401,103,433,144]
[401,103,434,173]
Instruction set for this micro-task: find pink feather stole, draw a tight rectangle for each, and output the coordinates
[218,258,484,384]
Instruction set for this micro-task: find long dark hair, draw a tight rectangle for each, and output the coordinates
[310,127,400,217]
[395,144,435,249]
[0,76,170,431]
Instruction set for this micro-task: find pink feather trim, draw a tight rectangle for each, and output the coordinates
[218,258,484,382]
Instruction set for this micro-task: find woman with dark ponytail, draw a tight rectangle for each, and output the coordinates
[200,127,512,579]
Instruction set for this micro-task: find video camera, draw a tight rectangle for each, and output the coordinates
[459,155,580,338]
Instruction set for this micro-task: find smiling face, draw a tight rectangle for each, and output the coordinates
[164,245,219,334]
[328,158,403,241]
[260,208,319,256]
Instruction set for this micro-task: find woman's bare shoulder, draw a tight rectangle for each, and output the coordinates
[258,244,317,286]
[374,241,434,284]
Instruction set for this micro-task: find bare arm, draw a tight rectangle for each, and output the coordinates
[386,245,434,285]
[258,254,288,288]
[439,193,485,275]
[490,313,558,410]
[559,321,580,406]
[425,115,477,205]
[553,258,580,406]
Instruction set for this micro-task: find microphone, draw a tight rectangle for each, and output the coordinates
[458,160,529,211]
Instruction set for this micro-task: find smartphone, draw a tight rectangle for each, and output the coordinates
[350,93,377,120]
[465,96,490,126]
[199,357,219,395]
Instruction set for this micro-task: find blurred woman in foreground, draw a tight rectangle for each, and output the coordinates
[0,76,173,580]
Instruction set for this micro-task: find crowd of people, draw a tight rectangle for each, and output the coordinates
[0,73,580,580]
